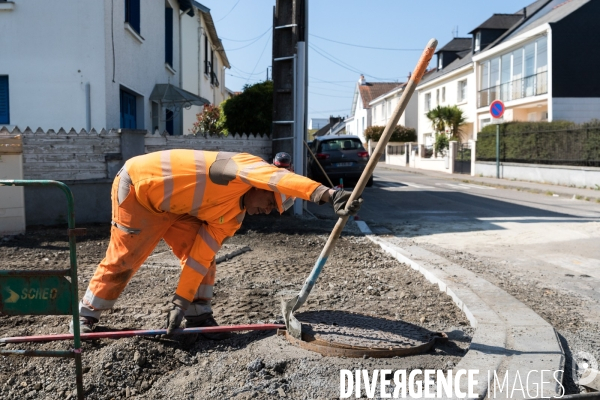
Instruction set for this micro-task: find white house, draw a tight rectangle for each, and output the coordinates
[368,82,418,132]
[0,0,209,135]
[181,1,230,134]
[474,0,600,131]
[345,75,403,144]
[416,37,477,146]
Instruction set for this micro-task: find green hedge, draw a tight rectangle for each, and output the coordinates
[476,120,600,167]
[364,125,417,143]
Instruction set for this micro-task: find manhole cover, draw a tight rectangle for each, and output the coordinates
[284,310,446,358]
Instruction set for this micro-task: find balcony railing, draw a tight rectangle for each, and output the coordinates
[478,71,548,108]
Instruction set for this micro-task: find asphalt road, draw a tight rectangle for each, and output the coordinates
[357,166,600,324]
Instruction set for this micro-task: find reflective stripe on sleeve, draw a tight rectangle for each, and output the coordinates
[161,151,174,212]
[238,161,270,185]
[190,151,207,216]
[267,169,290,193]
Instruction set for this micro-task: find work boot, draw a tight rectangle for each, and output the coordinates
[185,313,233,341]
[69,316,97,334]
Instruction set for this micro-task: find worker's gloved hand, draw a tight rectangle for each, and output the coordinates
[329,189,363,217]
[166,306,185,336]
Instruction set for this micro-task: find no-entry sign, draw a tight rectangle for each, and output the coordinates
[490,100,505,119]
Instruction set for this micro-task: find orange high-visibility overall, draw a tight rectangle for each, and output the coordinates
[79,150,327,320]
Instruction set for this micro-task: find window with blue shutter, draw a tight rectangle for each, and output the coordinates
[0,76,9,125]
[120,90,137,129]
[165,7,173,66]
[125,0,141,34]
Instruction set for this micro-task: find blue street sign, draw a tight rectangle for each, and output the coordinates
[490,100,505,119]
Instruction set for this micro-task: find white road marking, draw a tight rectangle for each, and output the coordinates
[458,183,495,190]
[398,181,435,189]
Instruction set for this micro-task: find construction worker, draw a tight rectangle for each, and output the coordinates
[70,150,361,340]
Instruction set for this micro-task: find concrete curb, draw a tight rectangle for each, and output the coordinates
[376,164,600,203]
[354,220,565,399]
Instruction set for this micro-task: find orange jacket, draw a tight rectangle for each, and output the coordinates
[124,150,324,307]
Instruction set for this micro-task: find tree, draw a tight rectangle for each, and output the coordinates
[425,106,446,134]
[222,81,273,135]
[444,105,467,141]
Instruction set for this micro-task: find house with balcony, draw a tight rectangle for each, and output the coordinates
[345,75,403,144]
[0,0,211,135]
[181,2,230,134]
[416,37,476,147]
[474,0,600,131]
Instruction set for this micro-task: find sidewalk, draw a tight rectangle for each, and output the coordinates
[377,163,600,202]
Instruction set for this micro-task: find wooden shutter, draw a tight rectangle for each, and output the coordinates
[0,76,9,125]
[165,7,173,66]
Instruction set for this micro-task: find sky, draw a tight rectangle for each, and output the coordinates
[201,0,534,123]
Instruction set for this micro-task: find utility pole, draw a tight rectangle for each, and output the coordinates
[272,0,308,215]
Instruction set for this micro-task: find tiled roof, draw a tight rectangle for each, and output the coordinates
[502,0,589,40]
[418,51,473,86]
[437,38,472,53]
[469,14,524,33]
[358,82,404,109]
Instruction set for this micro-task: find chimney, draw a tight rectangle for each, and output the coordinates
[358,74,366,85]
[522,7,527,19]
[408,71,412,80]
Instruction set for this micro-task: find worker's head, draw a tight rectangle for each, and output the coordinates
[243,188,294,215]
[273,152,293,171]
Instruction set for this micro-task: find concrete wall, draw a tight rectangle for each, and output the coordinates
[144,132,272,161]
[552,98,600,124]
[0,0,106,131]
[2,127,272,226]
[0,153,25,235]
[475,161,600,188]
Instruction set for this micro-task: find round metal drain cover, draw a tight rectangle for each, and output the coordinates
[285,310,446,358]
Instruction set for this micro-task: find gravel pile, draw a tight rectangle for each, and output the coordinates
[0,215,471,399]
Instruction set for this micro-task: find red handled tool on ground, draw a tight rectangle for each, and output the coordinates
[281,38,438,340]
[0,324,285,344]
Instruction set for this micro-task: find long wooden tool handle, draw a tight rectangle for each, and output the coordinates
[294,39,438,309]
[304,140,335,188]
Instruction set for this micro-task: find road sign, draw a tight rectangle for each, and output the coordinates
[490,100,505,119]
[0,275,73,315]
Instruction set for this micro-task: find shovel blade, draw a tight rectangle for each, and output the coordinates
[281,296,303,339]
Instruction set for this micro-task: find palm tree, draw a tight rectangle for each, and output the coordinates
[444,105,467,142]
[426,106,445,134]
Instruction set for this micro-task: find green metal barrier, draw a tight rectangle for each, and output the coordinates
[0,180,85,400]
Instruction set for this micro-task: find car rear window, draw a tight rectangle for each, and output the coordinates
[319,139,364,152]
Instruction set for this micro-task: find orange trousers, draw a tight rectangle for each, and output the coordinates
[79,173,216,320]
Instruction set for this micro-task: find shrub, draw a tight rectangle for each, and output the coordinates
[476,120,600,166]
[189,104,224,136]
[434,134,449,156]
[364,125,417,143]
